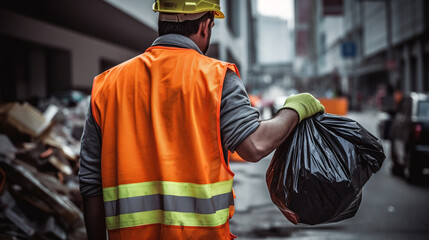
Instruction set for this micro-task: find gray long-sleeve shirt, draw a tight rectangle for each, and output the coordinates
[79,34,260,198]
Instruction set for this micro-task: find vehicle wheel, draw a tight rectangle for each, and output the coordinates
[390,141,404,176]
[404,152,421,183]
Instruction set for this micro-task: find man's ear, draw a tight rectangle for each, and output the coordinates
[199,18,210,38]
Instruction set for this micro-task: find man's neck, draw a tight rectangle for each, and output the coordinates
[189,33,205,54]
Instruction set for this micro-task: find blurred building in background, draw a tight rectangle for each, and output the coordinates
[246,5,295,97]
[294,0,429,110]
[208,0,257,86]
[257,16,294,64]
[0,0,158,103]
[294,0,318,86]
[0,0,257,104]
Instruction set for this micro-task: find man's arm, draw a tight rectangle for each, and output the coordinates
[236,93,324,162]
[79,102,106,239]
[219,70,323,163]
[83,195,106,240]
[236,109,298,162]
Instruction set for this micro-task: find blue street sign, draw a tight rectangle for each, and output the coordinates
[341,41,356,58]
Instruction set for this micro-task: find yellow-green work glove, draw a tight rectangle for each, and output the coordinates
[282,93,325,122]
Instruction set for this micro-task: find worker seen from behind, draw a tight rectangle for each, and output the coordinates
[78,0,325,239]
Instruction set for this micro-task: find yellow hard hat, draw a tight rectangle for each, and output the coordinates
[153,0,225,19]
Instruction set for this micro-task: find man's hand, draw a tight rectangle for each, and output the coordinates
[282,93,325,122]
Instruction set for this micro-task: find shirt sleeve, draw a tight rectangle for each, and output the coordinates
[79,102,103,198]
[220,69,260,153]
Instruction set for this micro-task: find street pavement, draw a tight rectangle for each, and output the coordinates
[229,110,429,240]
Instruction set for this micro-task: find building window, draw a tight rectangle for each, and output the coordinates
[0,35,71,103]
[424,53,429,91]
[410,56,417,92]
[319,34,326,55]
[226,0,240,37]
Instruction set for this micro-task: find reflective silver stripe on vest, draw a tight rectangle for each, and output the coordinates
[104,191,233,217]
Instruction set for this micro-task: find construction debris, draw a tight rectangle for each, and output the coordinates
[6,102,58,137]
[0,92,89,239]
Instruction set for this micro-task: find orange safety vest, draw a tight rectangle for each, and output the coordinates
[91,46,239,239]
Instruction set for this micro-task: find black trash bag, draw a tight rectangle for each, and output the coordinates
[266,113,385,225]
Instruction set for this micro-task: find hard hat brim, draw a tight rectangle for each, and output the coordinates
[155,9,225,19]
[213,10,224,19]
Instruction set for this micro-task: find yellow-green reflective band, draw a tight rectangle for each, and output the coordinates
[106,208,230,230]
[103,179,233,202]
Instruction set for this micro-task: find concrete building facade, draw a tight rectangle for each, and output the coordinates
[294,0,429,109]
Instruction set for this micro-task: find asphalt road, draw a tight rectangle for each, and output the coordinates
[229,110,429,240]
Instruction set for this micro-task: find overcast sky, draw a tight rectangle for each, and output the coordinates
[257,0,295,27]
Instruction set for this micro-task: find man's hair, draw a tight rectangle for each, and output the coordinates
[158,12,214,37]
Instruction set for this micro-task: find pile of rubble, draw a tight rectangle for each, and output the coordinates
[0,92,89,239]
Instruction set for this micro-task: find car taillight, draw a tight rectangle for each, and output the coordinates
[413,123,422,140]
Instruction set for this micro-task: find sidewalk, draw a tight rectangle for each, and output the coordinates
[229,151,295,238]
